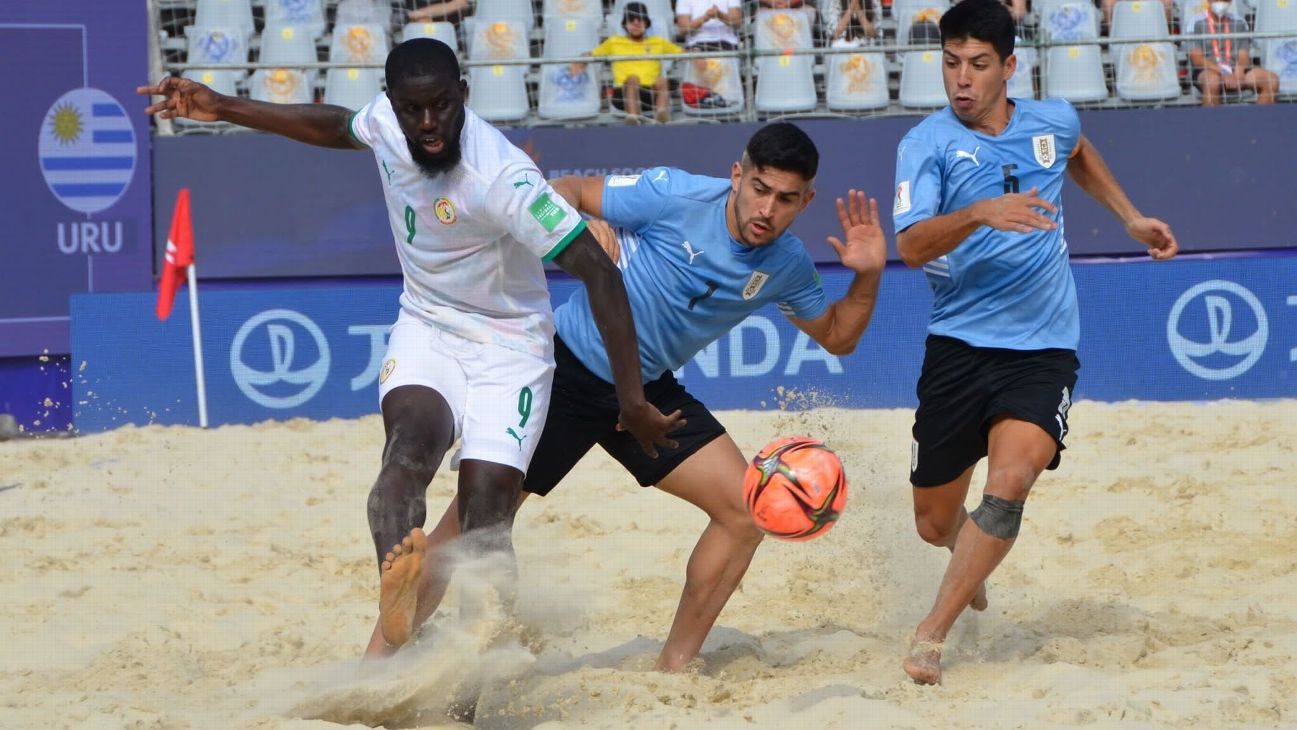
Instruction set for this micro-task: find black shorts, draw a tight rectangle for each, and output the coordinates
[523,335,727,496]
[611,86,658,111]
[910,334,1079,488]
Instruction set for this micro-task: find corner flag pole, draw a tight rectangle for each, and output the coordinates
[186,262,209,428]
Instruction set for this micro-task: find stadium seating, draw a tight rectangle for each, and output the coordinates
[754,10,818,114]
[538,15,602,119]
[1044,44,1109,102]
[1257,0,1297,95]
[251,24,318,104]
[1010,42,1039,99]
[543,0,604,22]
[1040,2,1101,42]
[467,19,531,122]
[157,0,1296,130]
[182,25,248,97]
[1110,1,1180,100]
[900,50,948,107]
[264,0,326,39]
[194,0,254,39]
[826,50,891,110]
[400,21,460,56]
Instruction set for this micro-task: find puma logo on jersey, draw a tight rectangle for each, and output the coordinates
[681,241,704,264]
[652,170,668,183]
[381,160,395,185]
[512,175,534,189]
[954,146,981,167]
[505,427,525,450]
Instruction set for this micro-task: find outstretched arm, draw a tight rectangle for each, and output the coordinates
[138,76,359,150]
[552,232,684,456]
[790,191,886,355]
[1067,135,1178,260]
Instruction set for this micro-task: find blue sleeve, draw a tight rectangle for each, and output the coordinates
[776,249,829,321]
[892,130,943,233]
[600,166,673,234]
[1050,98,1082,160]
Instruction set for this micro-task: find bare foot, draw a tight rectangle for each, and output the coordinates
[379,528,427,648]
[903,635,943,685]
[970,581,988,612]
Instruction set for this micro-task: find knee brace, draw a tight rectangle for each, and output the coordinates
[969,494,1025,540]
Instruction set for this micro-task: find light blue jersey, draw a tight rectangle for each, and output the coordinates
[893,98,1082,351]
[556,167,828,383]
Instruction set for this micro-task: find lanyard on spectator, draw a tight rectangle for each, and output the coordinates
[1205,12,1232,64]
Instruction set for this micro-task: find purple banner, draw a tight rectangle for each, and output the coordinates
[0,3,153,357]
[150,104,1296,280]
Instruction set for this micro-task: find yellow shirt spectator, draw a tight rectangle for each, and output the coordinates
[591,35,682,87]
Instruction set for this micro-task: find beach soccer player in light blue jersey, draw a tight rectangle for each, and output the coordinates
[892,0,1179,685]
[364,123,889,672]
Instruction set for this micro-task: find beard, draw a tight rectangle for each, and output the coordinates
[406,134,463,178]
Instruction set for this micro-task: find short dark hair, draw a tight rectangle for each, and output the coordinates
[385,38,460,88]
[939,0,1016,62]
[744,122,818,181]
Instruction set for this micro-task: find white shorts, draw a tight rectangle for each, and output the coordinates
[378,310,554,474]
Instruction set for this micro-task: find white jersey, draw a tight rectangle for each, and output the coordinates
[348,96,587,360]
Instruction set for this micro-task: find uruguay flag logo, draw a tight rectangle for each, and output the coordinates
[38,87,137,215]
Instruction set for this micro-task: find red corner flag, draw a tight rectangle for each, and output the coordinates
[156,188,194,321]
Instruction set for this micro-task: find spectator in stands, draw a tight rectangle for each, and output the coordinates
[406,0,470,25]
[760,0,816,8]
[1187,1,1279,105]
[572,3,682,123]
[823,0,877,45]
[338,0,393,25]
[677,0,743,50]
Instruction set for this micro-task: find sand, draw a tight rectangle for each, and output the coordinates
[1,400,1294,729]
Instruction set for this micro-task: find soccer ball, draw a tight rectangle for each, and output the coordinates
[743,437,848,541]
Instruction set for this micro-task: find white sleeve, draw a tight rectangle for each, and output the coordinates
[483,162,588,262]
[347,101,376,149]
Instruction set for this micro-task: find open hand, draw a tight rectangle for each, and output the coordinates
[826,190,886,276]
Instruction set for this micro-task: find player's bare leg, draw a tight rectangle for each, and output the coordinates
[652,435,762,672]
[904,418,1054,685]
[911,465,987,611]
[368,386,455,649]
[363,491,530,659]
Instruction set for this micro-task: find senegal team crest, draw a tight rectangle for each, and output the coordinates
[434,197,456,224]
[1032,134,1057,168]
[379,358,397,384]
[742,271,770,300]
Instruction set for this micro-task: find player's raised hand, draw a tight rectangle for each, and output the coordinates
[617,401,687,459]
[825,190,885,276]
[137,76,223,122]
[1126,216,1178,261]
[586,218,622,265]
[976,186,1057,234]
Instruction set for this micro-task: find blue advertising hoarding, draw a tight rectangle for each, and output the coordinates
[0,3,153,357]
[71,255,1296,432]
[150,104,1297,280]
